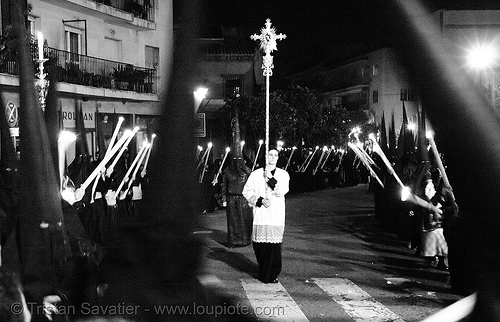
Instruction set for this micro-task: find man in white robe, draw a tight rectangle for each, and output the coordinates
[243,149,290,283]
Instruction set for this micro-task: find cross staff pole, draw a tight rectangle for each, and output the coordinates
[251,19,286,167]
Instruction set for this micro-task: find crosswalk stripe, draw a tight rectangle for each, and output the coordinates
[313,278,405,322]
[241,279,309,321]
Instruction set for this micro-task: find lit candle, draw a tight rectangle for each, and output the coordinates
[58,130,77,189]
[37,32,44,60]
[302,146,319,173]
[106,127,140,177]
[369,134,404,188]
[252,139,264,171]
[105,116,124,158]
[199,142,212,183]
[76,129,134,197]
[284,146,297,171]
[142,134,156,172]
[313,146,328,175]
[114,144,149,200]
[212,147,230,186]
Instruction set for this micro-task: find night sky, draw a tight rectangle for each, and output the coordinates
[175,0,500,88]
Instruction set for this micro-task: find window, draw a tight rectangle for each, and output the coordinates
[27,15,35,36]
[400,88,418,101]
[372,64,379,76]
[65,26,82,54]
[372,90,379,103]
[223,76,244,99]
[104,37,122,61]
[145,45,159,69]
[65,25,83,63]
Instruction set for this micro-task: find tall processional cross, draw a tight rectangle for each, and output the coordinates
[251,19,286,165]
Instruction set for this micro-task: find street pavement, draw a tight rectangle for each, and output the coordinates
[195,184,465,321]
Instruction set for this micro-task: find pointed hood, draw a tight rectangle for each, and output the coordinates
[231,108,242,158]
[388,110,397,159]
[416,105,430,162]
[379,112,388,155]
[397,101,415,166]
[14,2,70,302]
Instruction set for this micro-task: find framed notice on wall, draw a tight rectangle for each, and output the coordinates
[194,113,206,137]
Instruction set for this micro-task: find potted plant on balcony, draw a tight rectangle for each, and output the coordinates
[113,64,134,90]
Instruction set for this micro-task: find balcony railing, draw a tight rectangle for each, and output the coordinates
[92,0,155,21]
[0,46,157,95]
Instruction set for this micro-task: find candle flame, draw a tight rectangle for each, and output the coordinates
[401,186,411,201]
[58,130,76,144]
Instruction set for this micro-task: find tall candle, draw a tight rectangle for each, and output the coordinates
[212,147,230,186]
[105,116,124,158]
[106,127,140,177]
[252,139,263,171]
[77,129,133,195]
[199,143,212,183]
[37,32,44,60]
[284,146,296,171]
[115,143,149,199]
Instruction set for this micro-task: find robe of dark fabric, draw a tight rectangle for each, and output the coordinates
[221,162,253,247]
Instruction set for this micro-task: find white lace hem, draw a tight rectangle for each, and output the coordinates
[252,225,284,243]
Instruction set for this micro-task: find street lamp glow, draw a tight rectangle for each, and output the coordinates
[407,122,416,131]
[466,43,498,70]
[193,87,208,100]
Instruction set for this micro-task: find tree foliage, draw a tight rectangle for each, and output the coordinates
[219,85,368,151]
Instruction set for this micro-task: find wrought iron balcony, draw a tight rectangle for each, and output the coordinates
[92,0,155,21]
[0,46,157,95]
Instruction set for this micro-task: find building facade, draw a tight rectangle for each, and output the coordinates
[0,0,172,162]
[289,47,417,137]
[194,35,262,160]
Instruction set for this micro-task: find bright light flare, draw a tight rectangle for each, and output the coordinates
[401,186,411,201]
[58,130,77,144]
[207,142,213,148]
[258,139,264,145]
[225,147,230,153]
[426,130,434,139]
[193,87,208,100]
[466,43,498,70]
[407,122,416,131]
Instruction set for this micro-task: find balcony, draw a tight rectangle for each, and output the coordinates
[43,0,156,30]
[0,46,157,95]
[93,0,155,21]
